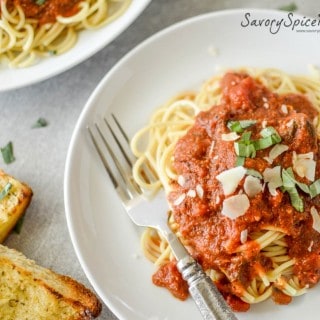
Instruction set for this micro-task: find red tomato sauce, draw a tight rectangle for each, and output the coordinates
[3,0,81,24]
[153,72,320,311]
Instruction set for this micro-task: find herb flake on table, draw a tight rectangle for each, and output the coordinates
[13,215,25,234]
[32,117,48,128]
[1,142,15,164]
[278,2,298,11]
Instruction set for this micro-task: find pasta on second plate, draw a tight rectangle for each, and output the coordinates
[0,0,131,68]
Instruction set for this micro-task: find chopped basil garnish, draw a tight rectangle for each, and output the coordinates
[235,142,256,158]
[254,127,282,150]
[285,186,304,212]
[35,0,46,5]
[234,126,281,161]
[246,169,262,179]
[278,3,297,12]
[241,131,252,141]
[32,117,48,128]
[227,118,320,210]
[1,142,15,164]
[235,156,245,166]
[310,179,320,198]
[260,127,278,138]
[282,168,310,194]
[227,120,256,133]
[0,182,12,201]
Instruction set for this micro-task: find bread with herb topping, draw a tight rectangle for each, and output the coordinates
[0,169,33,243]
[0,244,102,319]
[0,171,102,318]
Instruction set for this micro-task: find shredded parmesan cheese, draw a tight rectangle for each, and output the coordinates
[286,119,295,128]
[281,104,288,114]
[187,189,196,198]
[177,175,186,187]
[221,194,250,219]
[173,194,186,206]
[244,176,263,198]
[216,166,247,195]
[292,151,316,181]
[308,240,314,252]
[221,132,240,141]
[196,184,204,198]
[209,141,216,157]
[264,144,289,164]
[240,229,248,244]
[310,206,320,233]
[263,166,282,196]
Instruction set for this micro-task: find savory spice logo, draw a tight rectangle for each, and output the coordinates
[241,12,320,34]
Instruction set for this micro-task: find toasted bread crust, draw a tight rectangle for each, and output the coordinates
[0,170,101,319]
[0,169,33,243]
[0,245,102,319]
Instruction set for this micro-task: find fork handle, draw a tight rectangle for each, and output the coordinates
[177,256,239,320]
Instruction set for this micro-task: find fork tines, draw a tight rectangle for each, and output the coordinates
[87,114,140,202]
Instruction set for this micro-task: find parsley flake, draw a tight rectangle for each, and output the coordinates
[1,142,15,164]
[32,117,48,128]
[0,182,12,201]
[278,3,298,12]
[13,215,25,234]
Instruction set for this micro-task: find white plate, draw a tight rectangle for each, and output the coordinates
[0,0,150,92]
[64,9,320,320]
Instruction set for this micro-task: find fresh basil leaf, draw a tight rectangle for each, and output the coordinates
[227,120,256,133]
[285,186,304,212]
[310,179,320,198]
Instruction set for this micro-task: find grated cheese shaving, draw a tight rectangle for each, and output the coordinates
[196,184,204,198]
[240,229,248,244]
[187,189,196,198]
[281,104,288,114]
[221,194,250,220]
[310,206,320,233]
[216,166,246,195]
[177,175,186,187]
[209,141,216,156]
[173,194,186,206]
[292,151,316,181]
[264,144,289,164]
[221,132,240,141]
[263,166,282,196]
[244,176,263,198]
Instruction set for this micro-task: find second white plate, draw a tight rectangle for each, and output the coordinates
[0,0,150,92]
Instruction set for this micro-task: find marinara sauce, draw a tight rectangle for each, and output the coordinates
[153,72,320,312]
[3,0,81,24]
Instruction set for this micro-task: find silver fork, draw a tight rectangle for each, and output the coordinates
[87,114,238,320]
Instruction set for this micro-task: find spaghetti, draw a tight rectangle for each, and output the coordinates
[0,0,131,68]
[130,68,320,311]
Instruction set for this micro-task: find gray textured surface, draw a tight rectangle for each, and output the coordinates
[0,0,318,319]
